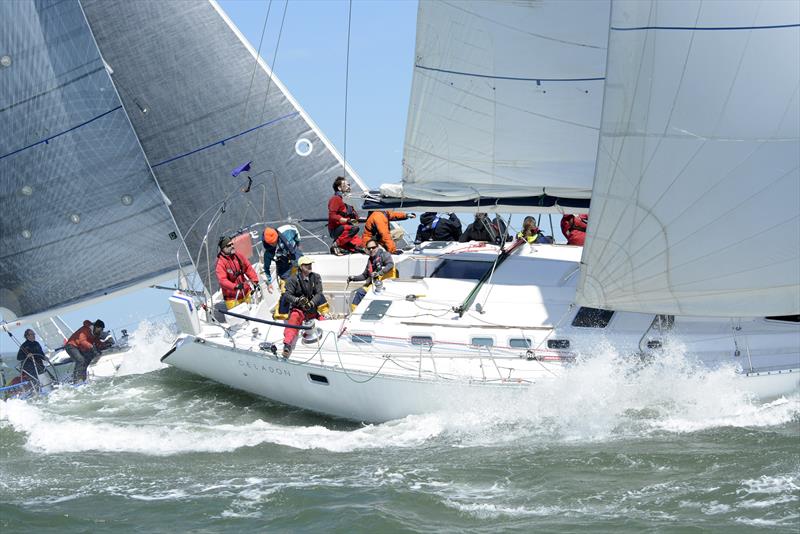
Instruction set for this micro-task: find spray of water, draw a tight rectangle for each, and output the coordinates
[1,340,797,455]
[112,319,176,376]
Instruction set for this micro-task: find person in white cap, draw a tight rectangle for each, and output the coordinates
[281,256,325,358]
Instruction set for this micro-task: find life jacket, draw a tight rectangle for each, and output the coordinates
[219,250,247,278]
[419,215,440,232]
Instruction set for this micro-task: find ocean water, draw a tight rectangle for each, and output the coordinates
[1,321,798,532]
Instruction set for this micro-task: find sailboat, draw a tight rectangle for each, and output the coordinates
[1,0,361,389]
[161,0,800,422]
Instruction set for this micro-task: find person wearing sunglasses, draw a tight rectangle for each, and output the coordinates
[346,240,397,310]
[281,256,326,358]
[216,235,260,309]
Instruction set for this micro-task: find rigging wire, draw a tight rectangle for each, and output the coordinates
[241,0,274,131]
[253,0,289,156]
[342,0,353,177]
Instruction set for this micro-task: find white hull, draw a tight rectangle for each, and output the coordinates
[162,244,799,422]
[164,332,799,423]
[165,335,533,422]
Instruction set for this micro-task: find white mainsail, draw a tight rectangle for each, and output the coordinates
[378,0,609,210]
[578,0,800,317]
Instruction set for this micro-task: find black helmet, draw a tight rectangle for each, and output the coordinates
[93,319,105,329]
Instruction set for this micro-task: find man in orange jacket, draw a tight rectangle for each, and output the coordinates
[362,210,416,254]
[65,319,111,382]
[215,236,260,309]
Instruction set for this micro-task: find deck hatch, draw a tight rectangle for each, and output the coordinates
[361,300,392,321]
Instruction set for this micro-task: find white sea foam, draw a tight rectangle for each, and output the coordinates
[0,396,444,455]
[2,338,797,455]
[112,319,175,376]
[411,343,800,444]
[738,474,800,496]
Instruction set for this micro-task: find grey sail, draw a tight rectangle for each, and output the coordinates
[0,0,183,320]
[82,0,367,289]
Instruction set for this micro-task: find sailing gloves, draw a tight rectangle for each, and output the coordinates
[297,296,314,312]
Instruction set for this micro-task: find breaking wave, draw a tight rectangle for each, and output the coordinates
[1,341,797,456]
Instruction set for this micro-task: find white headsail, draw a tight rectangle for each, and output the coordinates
[578,0,800,316]
[373,0,609,211]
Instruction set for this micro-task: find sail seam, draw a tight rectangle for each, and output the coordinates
[150,111,299,168]
[0,105,122,161]
[611,23,800,31]
[415,64,604,83]
[0,65,104,114]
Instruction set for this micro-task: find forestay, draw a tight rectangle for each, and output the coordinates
[380,0,609,210]
[578,0,800,316]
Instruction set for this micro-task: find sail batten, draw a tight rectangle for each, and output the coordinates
[577,0,800,317]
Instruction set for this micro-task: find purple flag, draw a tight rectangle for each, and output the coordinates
[231,161,252,177]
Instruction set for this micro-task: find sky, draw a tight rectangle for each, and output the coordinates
[217,0,418,186]
[1,0,420,352]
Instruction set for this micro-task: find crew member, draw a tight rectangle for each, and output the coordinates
[262,224,303,293]
[414,212,462,243]
[281,256,326,358]
[362,210,415,254]
[517,216,548,244]
[16,329,47,384]
[460,213,507,244]
[65,319,111,382]
[561,213,588,246]
[215,236,259,309]
[347,240,397,310]
[327,176,364,254]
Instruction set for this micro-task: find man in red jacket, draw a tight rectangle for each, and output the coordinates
[65,319,111,382]
[561,213,589,246]
[327,176,364,254]
[215,236,260,309]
